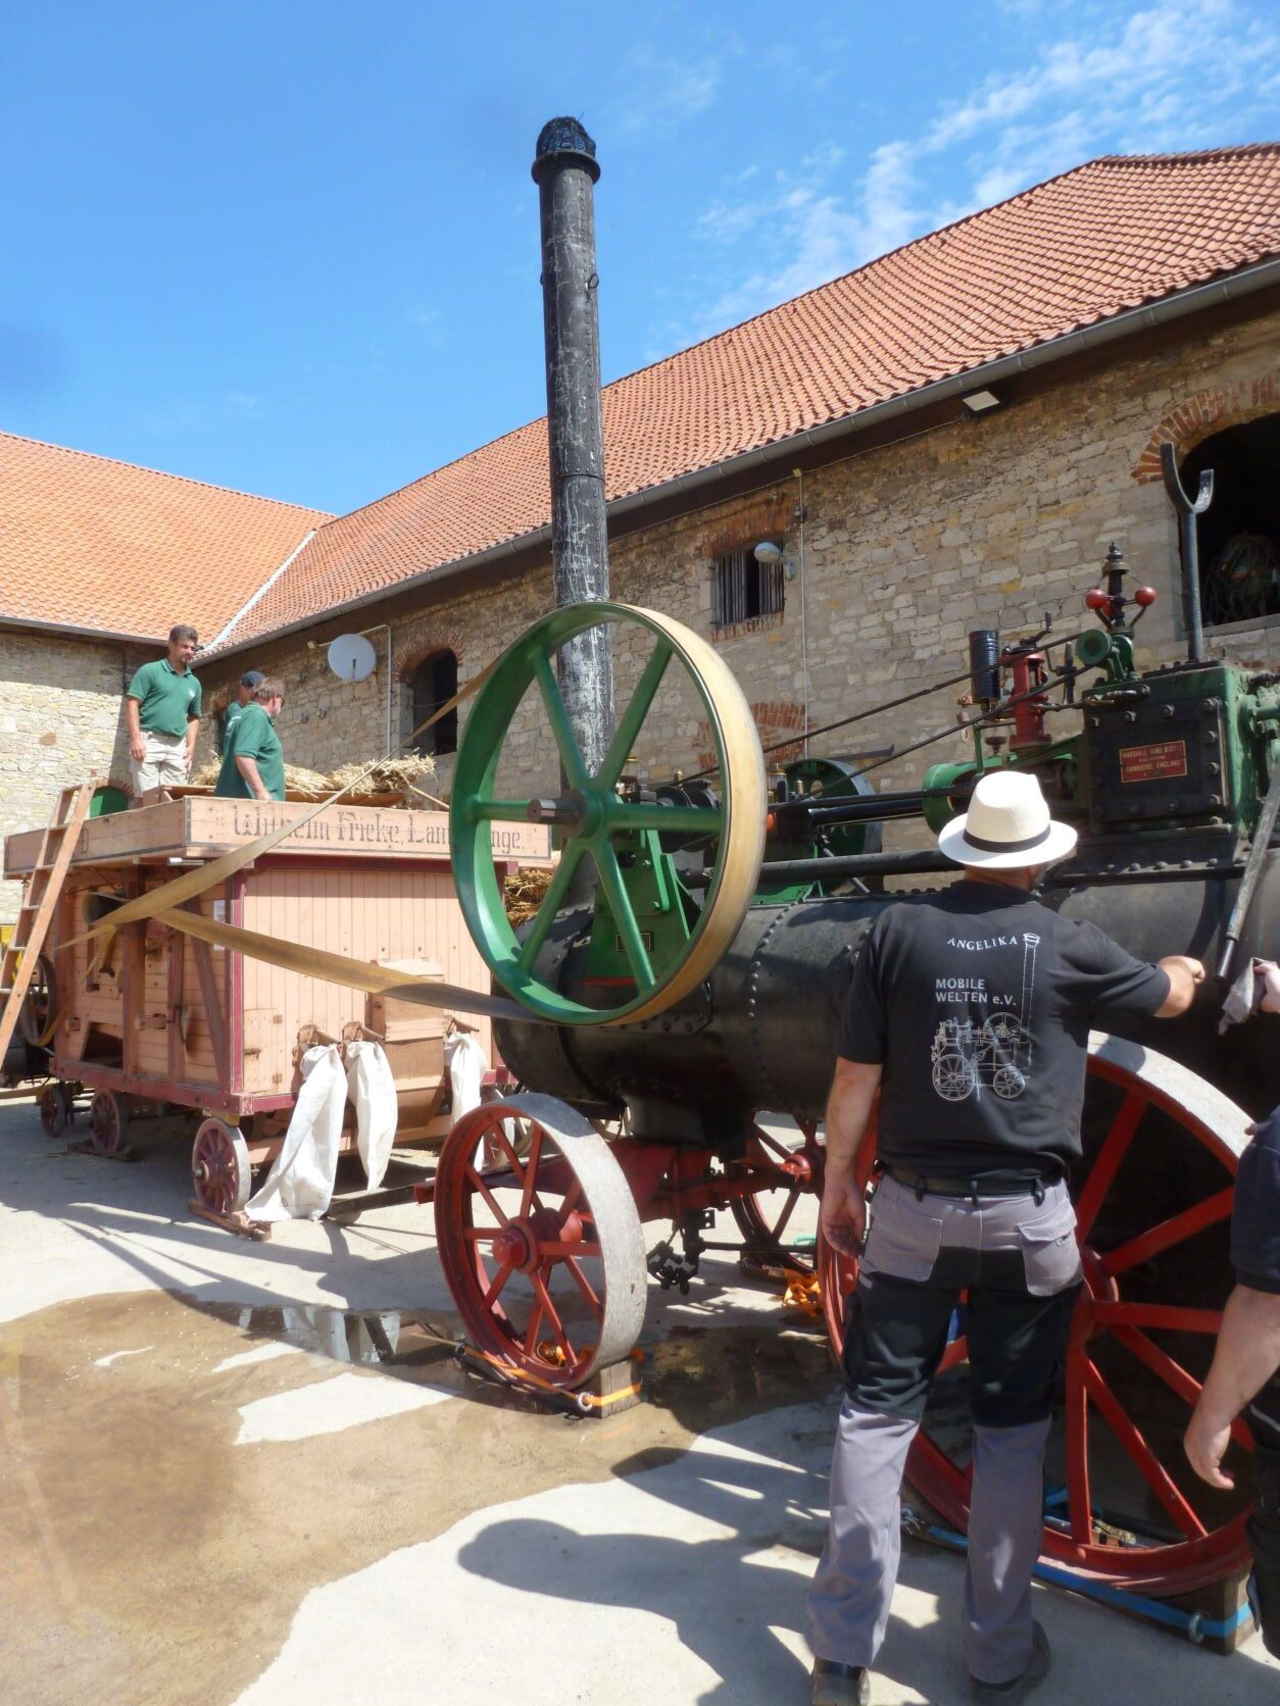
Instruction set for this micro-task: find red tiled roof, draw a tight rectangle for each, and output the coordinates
[217,145,1280,651]
[0,432,328,642]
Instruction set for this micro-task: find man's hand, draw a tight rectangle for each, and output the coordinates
[1156,954,1206,1017]
[130,732,146,763]
[1184,1406,1234,1490]
[821,1173,866,1260]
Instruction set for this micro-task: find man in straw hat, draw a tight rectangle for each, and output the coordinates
[808,770,1204,1705]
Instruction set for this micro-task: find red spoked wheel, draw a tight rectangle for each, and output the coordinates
[818,1034,1254,1595]
[434,1092,647,1390]
[191,1118,253,1214]
[39,1083,70,1138]
[88,1089,129,1156]
[729,1118,823,1275]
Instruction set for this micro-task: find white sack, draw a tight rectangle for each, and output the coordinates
[246,1044,347,1222]
[444,1030,487,1120]
[345,1039,398,1191]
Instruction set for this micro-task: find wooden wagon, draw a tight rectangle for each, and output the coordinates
[3,794,551,1216]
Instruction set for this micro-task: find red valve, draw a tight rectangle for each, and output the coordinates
[1134,585,1158,607]
[1084,588,1110,611]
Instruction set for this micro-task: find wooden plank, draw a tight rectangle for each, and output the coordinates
[0,781,96,1059]
[191,935,228,1082]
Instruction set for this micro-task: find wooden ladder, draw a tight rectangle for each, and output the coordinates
[0,780,98,1061]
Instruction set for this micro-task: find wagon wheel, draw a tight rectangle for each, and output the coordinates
[434,1092,647,1389]
[818,1035,1254,1594]
[729,1118,823,1275]
[39,1083,70,1138]
[191,1118,253,1215]
[450,602,766,1027]
[88,1089,129,1156]
[18,952,56,1046]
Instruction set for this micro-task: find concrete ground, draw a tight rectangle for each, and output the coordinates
[1,1094,1277,1705]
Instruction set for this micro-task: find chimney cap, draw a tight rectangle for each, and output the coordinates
[533,117,601,184]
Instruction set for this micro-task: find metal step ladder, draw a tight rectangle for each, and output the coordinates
[0,780,98,1061]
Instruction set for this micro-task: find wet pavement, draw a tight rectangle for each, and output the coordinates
[2,1096,1277,1704]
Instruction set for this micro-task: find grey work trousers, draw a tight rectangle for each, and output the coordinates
[809,1175,1081,1685]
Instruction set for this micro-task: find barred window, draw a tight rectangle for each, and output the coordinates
[711,543,785,629]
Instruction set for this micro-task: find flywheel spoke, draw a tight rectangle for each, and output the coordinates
[517,842,586,970]
[473,798,538,823]
[534,652,589,790]
[538,1240,603,1259]
[1081,1356,1206,1540]
[1112,1324,1254,1450]
[592,842,656,990]
[597,642,674,789]
[1074,1089,1146,1240]
[1100,1188,1234,1277]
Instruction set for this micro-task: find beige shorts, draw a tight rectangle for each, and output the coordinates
[130,731,189,796]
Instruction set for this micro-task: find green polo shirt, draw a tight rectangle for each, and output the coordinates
[215,703,285,801]
[126,658,202,738]
[222,700,247,751]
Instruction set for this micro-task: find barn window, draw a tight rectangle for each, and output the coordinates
[711,543,785,630]
[1181,416,1280,628]
[409,650,458,755]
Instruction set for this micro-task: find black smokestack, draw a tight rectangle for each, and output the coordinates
[532,117,613,775]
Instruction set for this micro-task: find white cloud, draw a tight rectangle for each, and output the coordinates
[659,0,1280,352]
[610,47,723,138]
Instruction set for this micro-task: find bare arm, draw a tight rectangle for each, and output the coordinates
[185,716,199,771]
[819,1057,882,1258]
[1184,1284,1280,1488]
[235,754,271,801]
[1154,954,1205,1018]
[125,697,145,763]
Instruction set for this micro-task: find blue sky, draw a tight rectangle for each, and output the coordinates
[2,1,1277,516]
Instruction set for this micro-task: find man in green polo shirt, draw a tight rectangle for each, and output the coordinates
[215,677,287,801]
[126,624,202,806]
[221,669,265,751]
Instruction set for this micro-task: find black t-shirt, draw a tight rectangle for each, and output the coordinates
[836,880,1170,1177]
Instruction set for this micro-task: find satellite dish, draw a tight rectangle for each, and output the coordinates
[327,634,377,683]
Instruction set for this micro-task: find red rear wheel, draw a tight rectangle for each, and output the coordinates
[818,1035,1253,1595]
[729,1118,822,1275]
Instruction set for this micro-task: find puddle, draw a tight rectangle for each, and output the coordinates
[0,1292,835,1706]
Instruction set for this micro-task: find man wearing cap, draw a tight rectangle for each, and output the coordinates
[222,670,265,750]
[809,770,1205,1705]
[215,677,286,802]
[125,624,202,806]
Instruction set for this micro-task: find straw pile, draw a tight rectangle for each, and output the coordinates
[328,752,439,804]
[504,865,555,927]
[188,751,438,806]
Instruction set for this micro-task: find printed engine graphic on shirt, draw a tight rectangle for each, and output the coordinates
[929,932,1039,1102]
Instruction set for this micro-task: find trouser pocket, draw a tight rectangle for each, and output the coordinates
[862,1179,944,1282]
[1015,1196,1082,1296]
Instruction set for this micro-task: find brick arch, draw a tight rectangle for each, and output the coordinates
[393,631,464,683]
[1132,371,1280,482]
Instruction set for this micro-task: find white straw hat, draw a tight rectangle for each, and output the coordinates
[937,770,1077,869]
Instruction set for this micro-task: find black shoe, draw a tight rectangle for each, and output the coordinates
[969,1621,1051,1702]
[811,1657,871,1706]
